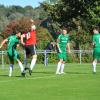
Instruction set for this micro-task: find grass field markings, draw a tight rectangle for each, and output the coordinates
[0,63,95,69]
[0,75,57,83]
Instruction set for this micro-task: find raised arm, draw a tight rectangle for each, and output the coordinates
[21,34,25,46]
[0,39,8,49]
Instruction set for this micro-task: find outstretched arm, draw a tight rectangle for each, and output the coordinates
[0,39,8,49]
[21,34,25,46]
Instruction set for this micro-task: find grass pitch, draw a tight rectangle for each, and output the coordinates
[0,63,100,100]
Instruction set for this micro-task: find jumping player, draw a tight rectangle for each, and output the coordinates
[92,26,100,73]
[21,20,37,75]
[56,27,70,74]
[0,32,25,77]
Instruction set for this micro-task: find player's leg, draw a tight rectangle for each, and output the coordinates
[30,54,37,72]
[56,59,63,74]
[8,53,14,77]
[17,59,26,76]
[60,61,65,74]
[9,62,14,77]
[14,50,25,76]
[56,52,63,74]
[61,53,66,74]
[24,46,30,70]
[29,45,37,74]
[92,49,99,73]
[92,59,97,73]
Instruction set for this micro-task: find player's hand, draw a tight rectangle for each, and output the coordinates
[67,50,71,54]
[0,45,2,49]
[21,42,25,46]
[59,48,62,53]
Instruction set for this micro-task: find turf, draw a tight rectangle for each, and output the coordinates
[0,63,100,100]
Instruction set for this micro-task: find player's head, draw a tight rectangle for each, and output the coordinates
[93,26,99,34]
[30,19,34,23]
[31,25,36,30]
[62,27,67,35]
[16,31,21,38]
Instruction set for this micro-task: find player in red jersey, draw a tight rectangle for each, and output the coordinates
[21,20,37,75]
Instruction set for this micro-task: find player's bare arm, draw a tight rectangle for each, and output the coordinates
[67,43,71,54]
[21,34,25,46]
[0,39,8,49]
[17,44,20,48]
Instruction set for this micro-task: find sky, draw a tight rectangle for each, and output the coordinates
[0,0,45,8]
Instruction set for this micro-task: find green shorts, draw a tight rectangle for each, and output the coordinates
[93,48,100,59]
[58,52,67,61]
[7,49,20,62]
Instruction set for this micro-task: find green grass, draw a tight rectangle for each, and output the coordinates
[0,63,100,100]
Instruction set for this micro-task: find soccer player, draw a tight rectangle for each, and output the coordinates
[0,32,25,77]
[44,41,55,66]
[92,26,100,73]
[21,20,37,75]
[56,27,70,74]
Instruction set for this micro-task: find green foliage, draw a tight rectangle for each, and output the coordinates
[42,0,100,29]
[36,27,53,49]
[71,31,92,50]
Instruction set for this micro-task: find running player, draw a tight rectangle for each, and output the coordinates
[56,27,70,74]
[0,32,25,77]
[21,20,37,75]
[92,26,100,73]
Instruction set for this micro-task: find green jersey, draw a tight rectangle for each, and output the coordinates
[7,35,20,61]
[7,35,19,51]
[58,33,69,52]
[93,33,100,48]
[93,33,100,59]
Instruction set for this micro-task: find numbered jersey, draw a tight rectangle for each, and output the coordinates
[7,35,19,51]
[25,30,36,45]
[93,33,100,48]
[58,34,69,52]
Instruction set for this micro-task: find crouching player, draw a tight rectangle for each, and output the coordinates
[92,26,100,73]
[56,27,70,74]
[0,32,25,77]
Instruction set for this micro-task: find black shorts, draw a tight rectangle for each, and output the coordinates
[25,45,36,56]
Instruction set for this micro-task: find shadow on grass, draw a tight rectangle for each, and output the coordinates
[65,72,89,75]
[0,74,26,78]
[0,74,8,77]
[32,71,54,74]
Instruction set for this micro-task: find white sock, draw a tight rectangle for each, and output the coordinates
[56,62,62,74]
[61,64,64,73]
[30,58,37,70]
[18,60,24,72]
[92,60,97,72]
[9,64,13,77]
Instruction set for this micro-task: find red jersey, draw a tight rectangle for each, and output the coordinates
[25,30,36,45]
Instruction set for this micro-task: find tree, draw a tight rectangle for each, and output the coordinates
[42,0,100,30]
[41,0,100,49]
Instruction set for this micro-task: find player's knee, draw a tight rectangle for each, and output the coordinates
[33,54,37,59]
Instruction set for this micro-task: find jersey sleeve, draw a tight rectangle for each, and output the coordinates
[93,35,96,43]
[7,37,10,41]
[58,34,61,40]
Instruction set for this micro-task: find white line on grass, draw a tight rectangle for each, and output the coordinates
[0,75,56,83]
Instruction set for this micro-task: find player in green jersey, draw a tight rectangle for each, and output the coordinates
[92,26,100,73]
[0,32,25,77]
[56,27,71,74]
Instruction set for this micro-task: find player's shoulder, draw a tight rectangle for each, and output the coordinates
[58,33,62,37]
